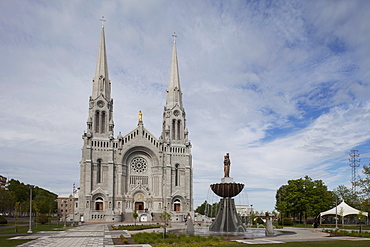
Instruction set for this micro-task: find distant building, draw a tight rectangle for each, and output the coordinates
[57,188,79,222]
[235,205,251,217]
[235,205,252,223]
[77,26,193,222]
[0,175,8,190]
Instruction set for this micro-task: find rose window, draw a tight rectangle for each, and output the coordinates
[131,157,147,173]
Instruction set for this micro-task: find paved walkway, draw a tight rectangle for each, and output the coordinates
[13,224,135,247]
[237,227,370,244]
[8,225,370,246]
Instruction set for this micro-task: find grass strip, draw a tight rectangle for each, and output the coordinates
[0,224,72,235]
[0,236,34,247]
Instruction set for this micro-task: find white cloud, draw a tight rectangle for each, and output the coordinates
[0,0,369,211]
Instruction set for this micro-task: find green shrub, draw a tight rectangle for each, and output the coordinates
[0,215,7,224]
[278,217,294,226]
[35,214,49,224]
[131,232,238,246]
[111,224,162,231]
[255,217,264,224]
[119,235,128,244]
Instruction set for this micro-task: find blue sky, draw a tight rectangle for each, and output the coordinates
[1,0,370,212]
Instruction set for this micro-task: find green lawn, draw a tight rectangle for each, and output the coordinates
[0,224,73,247]
[275,223,370,230]
[0,236,34,247]
[244,241,370,246]
[0,224,72,234]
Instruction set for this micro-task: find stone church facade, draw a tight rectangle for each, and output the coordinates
[78,26,193,222]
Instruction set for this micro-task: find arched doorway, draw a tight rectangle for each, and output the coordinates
[173,199,181,212]
[134,192,145,212]
[135,202,144,211]
[95,197,104,211]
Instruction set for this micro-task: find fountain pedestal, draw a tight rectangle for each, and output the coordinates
[209,177,247,232]
[209,197,246,232]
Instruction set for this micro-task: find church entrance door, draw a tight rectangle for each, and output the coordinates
[135,202,144,211]
[174,199,181,211]
[96,202,103,211]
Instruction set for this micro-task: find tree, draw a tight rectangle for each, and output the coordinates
[195,200,219,217]
[159,206,171,238]
[7,179,30,203]
[14,202,20,233]
[333,185,358,206]
[6,179,57,217]
[0,187,15,214]
[195,200,208,215]
[275,176,334,223]
[355,164,370,213]
[132,211,138,226]
[357,165,370,198]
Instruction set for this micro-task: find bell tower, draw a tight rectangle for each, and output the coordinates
[79,21,115,222]
[161,33,189,145]
[87,23,114,139]
[161,33,193,214]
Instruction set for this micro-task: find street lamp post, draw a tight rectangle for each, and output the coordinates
[250,205,253,226]
[63,200,67,227]
[27,185,34,234]
[335,196,338,230]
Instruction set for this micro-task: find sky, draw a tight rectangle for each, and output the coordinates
[1,0,370,213]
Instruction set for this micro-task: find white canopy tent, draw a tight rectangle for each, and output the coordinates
[319,201,368,225]
[320,201,368,217]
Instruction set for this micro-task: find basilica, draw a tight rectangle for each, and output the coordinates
[77,25,193,222]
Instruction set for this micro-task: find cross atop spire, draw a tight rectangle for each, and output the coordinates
[172,32,177,44]
[100,16,106,28]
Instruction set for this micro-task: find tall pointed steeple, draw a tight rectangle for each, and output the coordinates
[166,32,183,110]
[162,33,189,144]
[92,23,111,100]
[86,20,114,138]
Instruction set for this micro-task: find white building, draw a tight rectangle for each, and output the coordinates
[57,188,79,223]
[78,26,193,222]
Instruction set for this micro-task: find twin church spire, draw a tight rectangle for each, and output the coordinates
[89,24,187,144]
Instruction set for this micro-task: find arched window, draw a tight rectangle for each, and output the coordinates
[101,111,106,133]
[97,159,102,183]
[172,119,176,140]
[95,111,100,133]
[177,120,181,140]
[175,164,179,186]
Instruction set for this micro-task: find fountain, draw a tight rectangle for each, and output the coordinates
[209,153,247,233]
[172,153,275,239]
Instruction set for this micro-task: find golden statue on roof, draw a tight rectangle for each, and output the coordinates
[138,110,143,121]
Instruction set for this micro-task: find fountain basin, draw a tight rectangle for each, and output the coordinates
[171,227,269,239]
[210,183,244,198]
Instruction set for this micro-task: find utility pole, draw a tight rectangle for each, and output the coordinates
[349,150,360,193]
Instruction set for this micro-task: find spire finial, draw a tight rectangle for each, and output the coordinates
[100,16,106,28]
[172,32,177,43]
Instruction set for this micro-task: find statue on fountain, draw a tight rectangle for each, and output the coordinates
[223,153,230,177]
[209,153,246,233]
